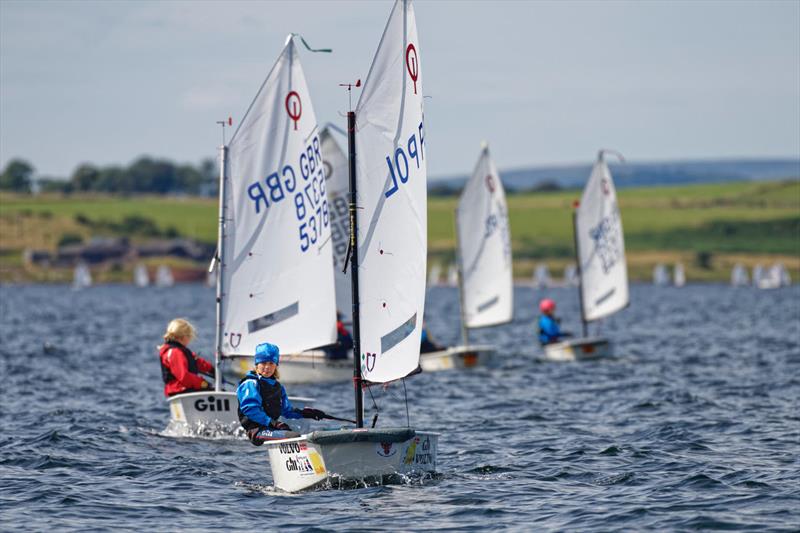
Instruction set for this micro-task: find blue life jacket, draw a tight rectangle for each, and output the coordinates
[237,372,282,431]
[538,315,562,345]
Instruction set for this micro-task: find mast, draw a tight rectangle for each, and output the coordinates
[347,111,364,428]
[213,143,228,392]
[454,207,469,346]
[572,200,588,338]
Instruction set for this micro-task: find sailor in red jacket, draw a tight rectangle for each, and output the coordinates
[158,318,214,397]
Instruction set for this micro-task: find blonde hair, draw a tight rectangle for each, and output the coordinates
[163,318,197,343]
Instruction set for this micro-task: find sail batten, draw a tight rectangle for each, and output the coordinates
[456,146,513,329]
[221,37,337,356]
[354,0,427,383]
[576,158,629,322]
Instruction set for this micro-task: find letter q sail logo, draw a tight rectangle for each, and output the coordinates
[285,91,302,130]
[406,44,419,94]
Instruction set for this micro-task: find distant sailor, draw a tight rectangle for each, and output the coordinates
[537,299,571,345]
[236,342,325,445]
[324,312,353,360]
[420,324,445,353]
[158,318,215,397]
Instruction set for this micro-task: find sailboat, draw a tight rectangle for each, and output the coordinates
[165,35,328,434]
[652,263,669,286]
[543,150,628,362]
[563,263,579,287]
[731,263,749,286]
[72,262,92,289]
[133,263,149,287]
[427,263,441,286]
[155,265,174,287]
[419,143,511,372]
[533,263,551,289]
[673,263,686,287]
[264,0,438,492]
[446,264,459,286]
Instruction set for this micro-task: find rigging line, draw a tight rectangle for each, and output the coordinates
[402,378,410,428]
[366,384,380,428]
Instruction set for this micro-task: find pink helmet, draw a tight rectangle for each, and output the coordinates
[539,298,556,313]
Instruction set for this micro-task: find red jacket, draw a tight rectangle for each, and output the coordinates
[159,342,214,397]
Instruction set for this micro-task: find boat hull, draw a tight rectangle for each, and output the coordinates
[265,428,439,493]
[543,337,611,362]
[167,391,314,435]
[223,352,353,385]
[419,345,495,372]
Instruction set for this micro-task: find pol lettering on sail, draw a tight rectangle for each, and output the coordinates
[355,0,427,383]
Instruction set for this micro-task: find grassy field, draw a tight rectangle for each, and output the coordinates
[1,180,798,282]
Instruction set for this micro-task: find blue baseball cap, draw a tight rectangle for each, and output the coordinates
[254,342,280,365]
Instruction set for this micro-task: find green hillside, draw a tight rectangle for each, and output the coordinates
[1,180,798,282]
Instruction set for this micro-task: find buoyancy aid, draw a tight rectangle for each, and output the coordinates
[159,340,198,384]
[237,374,283,430]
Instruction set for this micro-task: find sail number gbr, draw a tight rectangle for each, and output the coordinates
[384,121,425,198]
[246,134,330,253]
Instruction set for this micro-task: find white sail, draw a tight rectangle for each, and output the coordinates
[427,263,441,286]
[133,264,149,287]
[320,127,353,324]
[731,263,749,286]
[533,263,551,288]
[653,264,669,286]
[354,0,427,383]
[222,37,336,356]
[674,263,686,287]
[155,265,174,287]
[73,263,92,289]
[576,157,629,322]
[456,145,512,328]
[446,264,458,286]
[563,263,578,287]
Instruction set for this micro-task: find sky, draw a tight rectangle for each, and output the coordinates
[1,0,798,180]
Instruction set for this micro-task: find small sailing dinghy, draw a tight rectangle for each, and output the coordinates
[133,263,149,287]
[428,263,442,286]
[731,263,749,286]
[652,263,669,286]
[154,265,174,287]
[420,144,511,372]
[673,263,686,287]
[72,262,92,289]
[533,263,552,289]
[265,0,438,492]
[544,150,629,362]
[166,35,333,435]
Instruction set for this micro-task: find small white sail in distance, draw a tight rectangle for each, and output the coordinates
[456,144,513,328]
[320,126,352,324]
[576,152,629,322]
[222,36,337,356]
[355,0,427,383]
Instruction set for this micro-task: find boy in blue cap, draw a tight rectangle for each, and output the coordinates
[236,342,325,445]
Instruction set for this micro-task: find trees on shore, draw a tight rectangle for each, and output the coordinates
[0,157,217,196]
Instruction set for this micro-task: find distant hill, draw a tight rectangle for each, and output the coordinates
[429,158,800,194]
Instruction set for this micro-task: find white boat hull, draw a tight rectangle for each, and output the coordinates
[223,351,353,385]
[543,337,611,362]
[265,428,439,493]
[166,391,314,435]
[419,345,495,372]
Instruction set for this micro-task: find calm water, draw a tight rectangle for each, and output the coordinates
[1,283,798,531]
